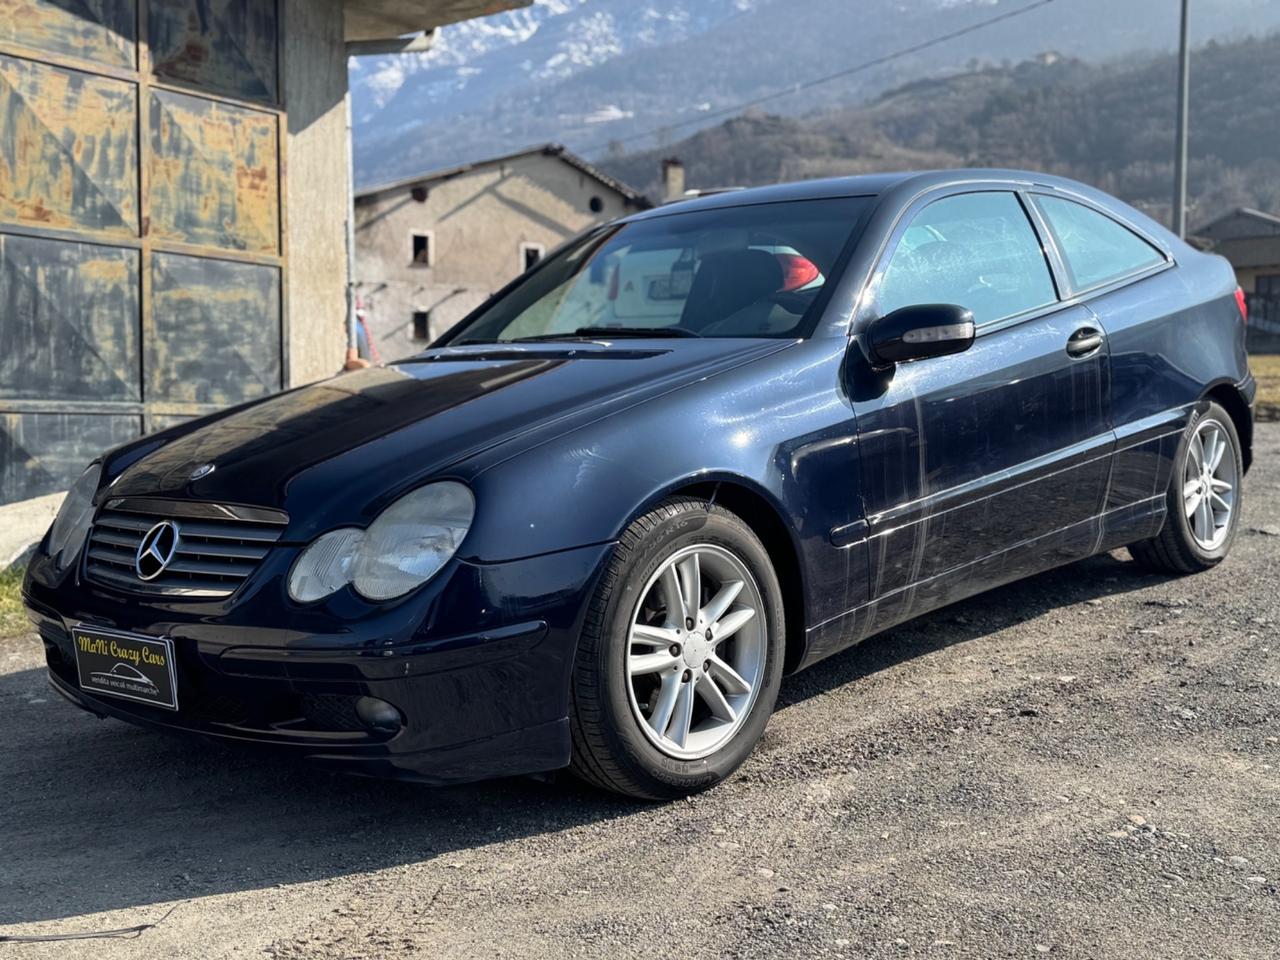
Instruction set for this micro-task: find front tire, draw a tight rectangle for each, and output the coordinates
[569,497,785,800]
[1129,401,1243,573]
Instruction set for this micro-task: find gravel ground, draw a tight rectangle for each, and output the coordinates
[2,426,1278,959]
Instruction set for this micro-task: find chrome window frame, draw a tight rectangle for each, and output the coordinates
[1025,190,1172,300]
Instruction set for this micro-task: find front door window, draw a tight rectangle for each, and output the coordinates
[878,191,1057,325]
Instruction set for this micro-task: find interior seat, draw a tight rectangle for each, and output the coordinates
[679,250,784,332]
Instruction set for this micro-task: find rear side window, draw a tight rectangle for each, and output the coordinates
[1034,195,1165,291]
[878,192,1057,326]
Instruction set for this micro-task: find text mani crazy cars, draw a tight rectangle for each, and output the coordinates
[24,171,1255,799]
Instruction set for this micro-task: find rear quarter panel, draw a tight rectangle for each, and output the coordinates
[1096,248,1248,522]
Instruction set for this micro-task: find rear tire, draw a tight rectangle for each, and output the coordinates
[569,497,785,800]
[1128,401,1243,574]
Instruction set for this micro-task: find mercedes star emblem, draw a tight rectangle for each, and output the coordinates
[135,520,181,581]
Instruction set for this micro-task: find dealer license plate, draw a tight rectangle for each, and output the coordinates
[73,626,178,711]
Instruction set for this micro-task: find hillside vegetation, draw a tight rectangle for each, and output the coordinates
[601,34,1280,227]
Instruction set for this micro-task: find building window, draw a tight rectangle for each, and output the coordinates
[412,310,431,340]
[589,195,604,214]
[520,242,545,272]
[411,231,433,266]
[1257,274,1280,296]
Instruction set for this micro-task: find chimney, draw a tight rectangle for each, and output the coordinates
[661,157,685,203]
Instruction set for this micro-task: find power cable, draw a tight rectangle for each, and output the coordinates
[577,0,1058,156]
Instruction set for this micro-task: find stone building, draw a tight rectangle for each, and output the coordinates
[1192,207,1280,351]
[353,143,649,358]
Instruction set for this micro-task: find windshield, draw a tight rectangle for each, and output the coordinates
[445,197,870,344]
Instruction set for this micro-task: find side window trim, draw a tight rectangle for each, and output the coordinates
[866,187,1063,332]
[1018,189,1072,302]
[1027,191,1172,298]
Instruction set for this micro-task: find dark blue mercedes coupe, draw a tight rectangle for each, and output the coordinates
[24,170,1255,799]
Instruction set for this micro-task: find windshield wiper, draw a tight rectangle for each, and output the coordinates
[510,326,703,342]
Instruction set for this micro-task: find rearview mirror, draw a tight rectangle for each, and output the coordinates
[866,303,975,366]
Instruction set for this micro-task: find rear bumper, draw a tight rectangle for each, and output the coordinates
[1241,369,1257,409]
[23,541,614,785]
[1239,370,1257,473]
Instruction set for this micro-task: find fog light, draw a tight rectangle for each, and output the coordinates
[355,696,403,734]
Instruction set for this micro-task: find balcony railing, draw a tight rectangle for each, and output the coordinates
[1245,294,1280,352]
[1247,293,1280,320]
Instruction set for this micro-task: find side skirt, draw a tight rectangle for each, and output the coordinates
[792,495,1165,673]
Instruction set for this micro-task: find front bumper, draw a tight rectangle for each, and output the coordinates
[23,540,614,785]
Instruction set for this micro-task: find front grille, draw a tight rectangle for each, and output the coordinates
[84,498,288,599]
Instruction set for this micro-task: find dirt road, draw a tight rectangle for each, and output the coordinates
[2,427,1278,959]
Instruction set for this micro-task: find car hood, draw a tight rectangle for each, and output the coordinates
[105,339,787,537]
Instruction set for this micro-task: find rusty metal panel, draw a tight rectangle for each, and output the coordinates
[148,251,280,405]
[148,0,278,104]
[0,232,140,401]
[0,0,137,70]
[148,88,279,254]
[0,411,139,502]
[0,54,139,236]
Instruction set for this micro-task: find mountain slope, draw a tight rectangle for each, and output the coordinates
[599,34,1280,227]
[351,0,755,184]
[351,0,1280,188]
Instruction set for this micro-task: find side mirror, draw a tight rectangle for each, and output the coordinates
[866,303,975,366]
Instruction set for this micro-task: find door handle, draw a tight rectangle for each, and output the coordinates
[1066,327,1105,358]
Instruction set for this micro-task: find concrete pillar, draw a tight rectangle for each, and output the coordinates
[662,158,686,203]
[282,0,351,386]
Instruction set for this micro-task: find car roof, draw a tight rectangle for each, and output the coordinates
[621,169,1108,221]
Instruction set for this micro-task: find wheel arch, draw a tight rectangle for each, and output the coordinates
[632,475,811,675]
[1202,380,1253,473]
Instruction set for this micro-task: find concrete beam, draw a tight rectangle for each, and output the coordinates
[347,30,436,57]
[343,0,529,42]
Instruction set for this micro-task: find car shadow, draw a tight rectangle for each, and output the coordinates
[0,551,1166,929]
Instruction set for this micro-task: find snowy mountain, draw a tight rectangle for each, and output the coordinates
[350,1,755,153]
[351,0,1280,189]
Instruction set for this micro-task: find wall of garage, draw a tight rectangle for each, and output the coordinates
[0,0,350,507]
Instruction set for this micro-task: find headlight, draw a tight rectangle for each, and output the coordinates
[47,462,102,571]
[287,482,474,603]
[352,482,475,600]
[287,528,363,603]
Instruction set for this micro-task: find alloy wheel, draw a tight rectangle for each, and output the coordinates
[625,544,767,760]
[1183,418,1237,550]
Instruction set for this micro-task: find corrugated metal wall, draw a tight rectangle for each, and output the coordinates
[0,0,285,504]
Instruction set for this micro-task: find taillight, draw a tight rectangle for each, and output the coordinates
[1235,286,1248,325]
[775,253,821,292]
